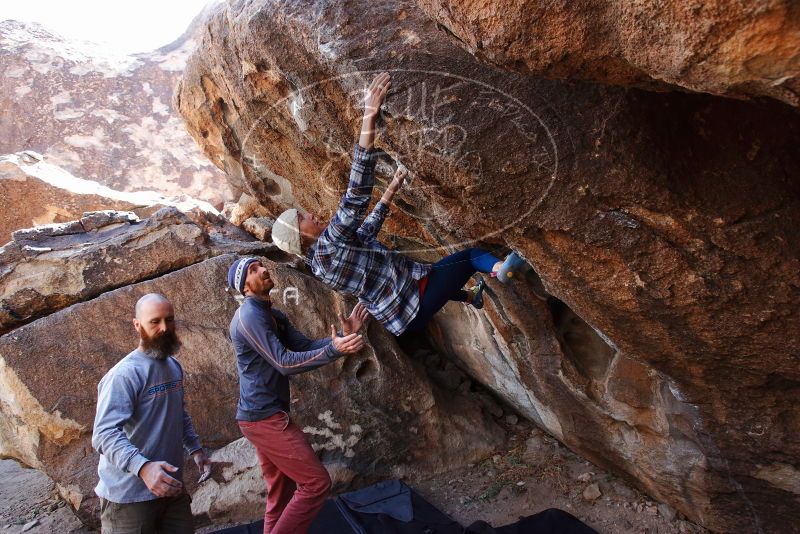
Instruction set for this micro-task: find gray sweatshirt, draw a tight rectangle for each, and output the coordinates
[92,349,202,503]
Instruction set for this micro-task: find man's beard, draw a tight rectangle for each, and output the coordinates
[139,328,182,360]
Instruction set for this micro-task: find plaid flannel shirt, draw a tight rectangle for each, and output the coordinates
[306,144,431,336]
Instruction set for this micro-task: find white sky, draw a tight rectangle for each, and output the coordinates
[0,0,216,54]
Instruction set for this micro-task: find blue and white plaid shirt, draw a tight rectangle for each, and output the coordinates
[306,144,431,335]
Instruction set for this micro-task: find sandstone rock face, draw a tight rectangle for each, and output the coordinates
[176,1,800,531]
[428,279,719,522]
[0,16,229,204]
[417,0,800,107]
[241,217,274,241]
[0,252,503,526]
[223,193,273,226]
[0,207,262,335]
[189,438,265,523]
[190,438,385,523]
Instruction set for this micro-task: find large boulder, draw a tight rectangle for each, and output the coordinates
[0,251,503,526]
[0,14,229,205]
[417,0,800,107]
[175,1,800,531]
[0,206,261,334]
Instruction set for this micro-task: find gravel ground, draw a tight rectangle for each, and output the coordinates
[0,459,88,534]
[414,421,708,534]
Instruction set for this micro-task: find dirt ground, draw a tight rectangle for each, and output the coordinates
[2,422,708,533]
[0,459,87,534]
[413,421,708,534]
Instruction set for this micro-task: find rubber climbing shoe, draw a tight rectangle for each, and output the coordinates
[496,251,528,284]
[467,279,486,309]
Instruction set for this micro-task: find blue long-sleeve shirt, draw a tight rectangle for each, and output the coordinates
[91,350,202,503]
[306,143,431,336]
[229,297,342,422]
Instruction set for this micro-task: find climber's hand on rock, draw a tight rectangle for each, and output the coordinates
[364,72,391,121]
[139,461,183,497]
[331,325,365,354]
[382,165,407,204]
[360,72,391,149]
[388,166,407,193]
[339,302,369,335]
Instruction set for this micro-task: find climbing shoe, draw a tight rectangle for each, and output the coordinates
[496,251,528,284]
[467,278,486,309]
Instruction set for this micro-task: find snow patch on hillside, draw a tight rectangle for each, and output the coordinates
[0,151,218,214]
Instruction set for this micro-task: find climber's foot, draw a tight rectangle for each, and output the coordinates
[466,279,486,309]
[496,251,528,284]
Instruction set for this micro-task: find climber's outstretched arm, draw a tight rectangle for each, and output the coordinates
[359,72,391,150]
[355,165,407,243]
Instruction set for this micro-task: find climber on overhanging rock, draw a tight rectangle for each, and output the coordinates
[271,71,529,336]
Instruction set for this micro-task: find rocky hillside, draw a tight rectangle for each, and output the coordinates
[175,1,800,532]
[0,10,229,205]
[0,150,219,245]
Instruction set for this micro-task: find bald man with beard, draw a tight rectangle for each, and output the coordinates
[92,293,211,533]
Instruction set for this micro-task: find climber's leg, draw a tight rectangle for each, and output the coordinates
[405,248,500,332]
[432,247,501,275]
[466,247,502,273]
[467,278,487,309]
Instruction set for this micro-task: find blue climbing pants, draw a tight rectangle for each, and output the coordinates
[405,248,500,332]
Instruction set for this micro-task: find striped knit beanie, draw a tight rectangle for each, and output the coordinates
[227,257,259,294]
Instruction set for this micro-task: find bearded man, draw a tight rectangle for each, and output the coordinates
[227,257,368,534]
[91,293,211,533]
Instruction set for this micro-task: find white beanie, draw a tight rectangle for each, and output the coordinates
[272,208,302,256]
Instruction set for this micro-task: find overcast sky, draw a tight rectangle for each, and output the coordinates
[0,0,216,54]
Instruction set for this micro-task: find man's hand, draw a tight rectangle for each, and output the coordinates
[192,449,212,483]
[339,303,370,335]
[331,325,365,354]
[139,461,183,497]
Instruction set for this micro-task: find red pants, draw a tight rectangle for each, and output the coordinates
[239,413,331,534]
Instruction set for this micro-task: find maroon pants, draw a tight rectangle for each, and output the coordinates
[239,413,331,534]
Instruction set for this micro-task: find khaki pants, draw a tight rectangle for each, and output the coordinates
[100,493,193,534]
